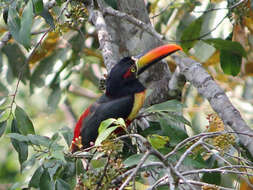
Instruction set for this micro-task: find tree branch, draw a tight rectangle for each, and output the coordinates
[172,53,253,157]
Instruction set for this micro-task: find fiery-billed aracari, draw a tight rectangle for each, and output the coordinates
[71,44,182,152]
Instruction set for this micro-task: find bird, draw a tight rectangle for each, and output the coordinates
[70,44,182,152]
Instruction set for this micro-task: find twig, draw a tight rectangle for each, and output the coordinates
[151,0,177,19]
[179,180,235,190]
[119,150,151,190]
[103,7,164,42]
[95,155,110,190]
[27,28,52,64]
[68,84,100,99]
[194,0,247,13]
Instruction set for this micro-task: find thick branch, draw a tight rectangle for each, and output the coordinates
[173,53,253,157]
[88,5,119,71]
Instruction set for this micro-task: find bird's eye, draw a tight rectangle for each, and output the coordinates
[130,66,137,73]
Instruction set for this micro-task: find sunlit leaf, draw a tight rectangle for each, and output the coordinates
[91,158,107,169]
[181,16,203,53]
[148,134,169,149]
[29,166,44,188]
[15,105,35,135]
[29,32,59,65]
[95,126,118,146]
[0,108,11,123]
[98,118,116,134]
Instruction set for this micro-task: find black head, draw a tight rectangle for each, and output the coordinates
[105,57,145,98]
[105,44,182,98]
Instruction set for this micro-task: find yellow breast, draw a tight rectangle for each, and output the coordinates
[127,90,146,121]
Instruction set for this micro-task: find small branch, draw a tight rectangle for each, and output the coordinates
[68,84,100,99]
[96,155,110,190]
[174,137,204,170]
[27,28,52,64]
[103,7,164,42]
[179,180,235,190]
[119,150,151,190]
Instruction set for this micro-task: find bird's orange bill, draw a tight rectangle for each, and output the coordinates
[136,44,182,75]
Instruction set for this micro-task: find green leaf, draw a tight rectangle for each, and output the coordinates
[2,43,30,82]
[104,0,118,9]
[47,85,61,110]
[21,154,36,171]
[95,126,118,146]
[0,121,7,137]
[47,160,62,179]
[29,166,44,188]
[220,50,241,76]
[51,150,66,163]
[91,158,107,169]
[159,118,188,146]
[166,112,192,127]
[8,133,29,142]
[10,119,28,166]
[15,105,35,135]
[0,81,8,97]
[39,8,55,28]
[123,154,159,168]
[181,17,203,53]
[145,100,185,113]
[98,118,116,134]
[204,38,247,57]
[32,0,43,14]
[202,160,221,185]
[27,134,51,147]
[39,169,53,190]
[204,39,246,76]
[60,127,73,147]
[0,97,11,110]
[55,179,71,190]
[0,109,11,123]
[8,0,33,49]
[148,134,169,149]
